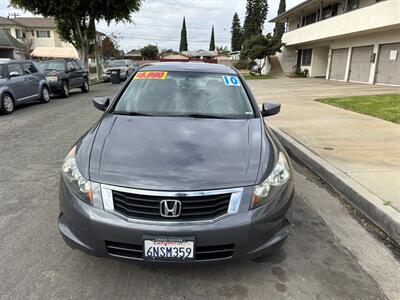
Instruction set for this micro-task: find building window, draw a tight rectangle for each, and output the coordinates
[302,12,317,26]
[347,0,360,11]
[301,49,313,66]
[321,3,339,20]
[36,30,51,38]
[2,28,11,34]
[15,29,23,39]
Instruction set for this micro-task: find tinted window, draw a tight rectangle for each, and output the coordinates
[66,61,75,71]
[71,61,81,70]
[8,64,24,76]
[0,65,4,79]
[22,63,38,74]
[113,71,254,118]
[39,61,65,71]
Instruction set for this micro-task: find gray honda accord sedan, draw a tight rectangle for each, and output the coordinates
[59,62,294,262]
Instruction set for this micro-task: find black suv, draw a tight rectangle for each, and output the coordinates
[38,59,89,98]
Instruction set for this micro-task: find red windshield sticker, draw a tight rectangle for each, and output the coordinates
[134,71,168,80]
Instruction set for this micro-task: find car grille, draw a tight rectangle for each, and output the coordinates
[105,241,235,261]
[112,190,231,221]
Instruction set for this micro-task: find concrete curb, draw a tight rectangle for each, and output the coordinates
[270,125,400,246]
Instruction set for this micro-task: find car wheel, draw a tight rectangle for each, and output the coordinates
[81,78,90,93]
[39,86,50,103]
[60,81,69,98]
[0,93,14,114]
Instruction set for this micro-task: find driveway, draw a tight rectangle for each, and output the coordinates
[248,78,400,211]
[0,83,391,299]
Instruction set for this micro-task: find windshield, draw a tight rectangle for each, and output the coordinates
[38,61,64,71]
[108,60,126,67]
[113,71,255,118]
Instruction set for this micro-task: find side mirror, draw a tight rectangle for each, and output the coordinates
[92,96,110,111]
[262,102,281,117]
[9,71,20,78]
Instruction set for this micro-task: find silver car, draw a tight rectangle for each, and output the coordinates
[0,60,50,114]
[59,62,294,263]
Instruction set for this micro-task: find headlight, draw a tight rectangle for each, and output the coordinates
[46,76,58,82]
[251,152,291,209]
[62,146,93,204]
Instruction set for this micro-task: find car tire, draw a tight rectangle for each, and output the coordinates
[39,86,50,103]
[81,78,90,93]
[60,81,69,98]
[0,93,14,114]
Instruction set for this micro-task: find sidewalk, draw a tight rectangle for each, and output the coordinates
[248,78,400,240]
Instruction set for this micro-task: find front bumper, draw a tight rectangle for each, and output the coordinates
[103,71,127,81]
[58,179,294,263]
[48,81,63,93]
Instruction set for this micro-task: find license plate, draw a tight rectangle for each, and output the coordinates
[111,71,118,74]
[143,237,195,261]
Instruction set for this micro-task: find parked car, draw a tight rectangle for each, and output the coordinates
[38,59,89,98]
[0,60,50,114]
[125,60,139,73]
[59,62,294,263]
[103,59,135,82]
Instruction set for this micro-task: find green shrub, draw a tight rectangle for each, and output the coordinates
[233,60,257,70]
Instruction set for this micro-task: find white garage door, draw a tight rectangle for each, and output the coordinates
[349,46,374,83]
[376,43,400,85]
[329,48,348,80]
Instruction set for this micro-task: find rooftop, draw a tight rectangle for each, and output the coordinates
[0,16,56,28]
[0,28,23,49]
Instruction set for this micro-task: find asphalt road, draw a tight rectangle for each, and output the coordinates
[0,83,386,299]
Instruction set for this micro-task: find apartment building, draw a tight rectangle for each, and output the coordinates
[270,0,400,85]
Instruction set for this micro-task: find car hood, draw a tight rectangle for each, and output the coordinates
[89,114,264,191]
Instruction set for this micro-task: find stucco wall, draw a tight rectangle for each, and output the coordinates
[276,47,297,74]
[282,0,400,46]
[330,28,400,49]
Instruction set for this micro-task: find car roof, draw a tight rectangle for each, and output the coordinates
[140,62,237,74]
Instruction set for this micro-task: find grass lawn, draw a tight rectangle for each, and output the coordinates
[318,94,400,124]
[242,74,274,80]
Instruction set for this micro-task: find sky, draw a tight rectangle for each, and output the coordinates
[0,0,302,52]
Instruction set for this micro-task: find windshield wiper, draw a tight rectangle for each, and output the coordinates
[181,113,234,119]
[113,111,154,116]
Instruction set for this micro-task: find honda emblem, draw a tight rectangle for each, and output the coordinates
[160,200,182,218]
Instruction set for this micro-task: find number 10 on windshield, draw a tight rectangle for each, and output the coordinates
[223,76,240,87]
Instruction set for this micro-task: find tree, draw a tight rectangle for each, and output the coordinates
[20,37,33,59]
[10,0,142,68]
[101,35,120,58]
[216,46,230,55]
[273,0,286,39]
[160,48,175,57]
[209,25,215,51]
[241,33,284,69]
[231,12,243,52]
[179,17,188,52]
[243,0,268,40]
[141,44,159,60]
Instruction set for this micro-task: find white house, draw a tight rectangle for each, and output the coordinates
[0,16,74,50]
[270,0,400,85]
